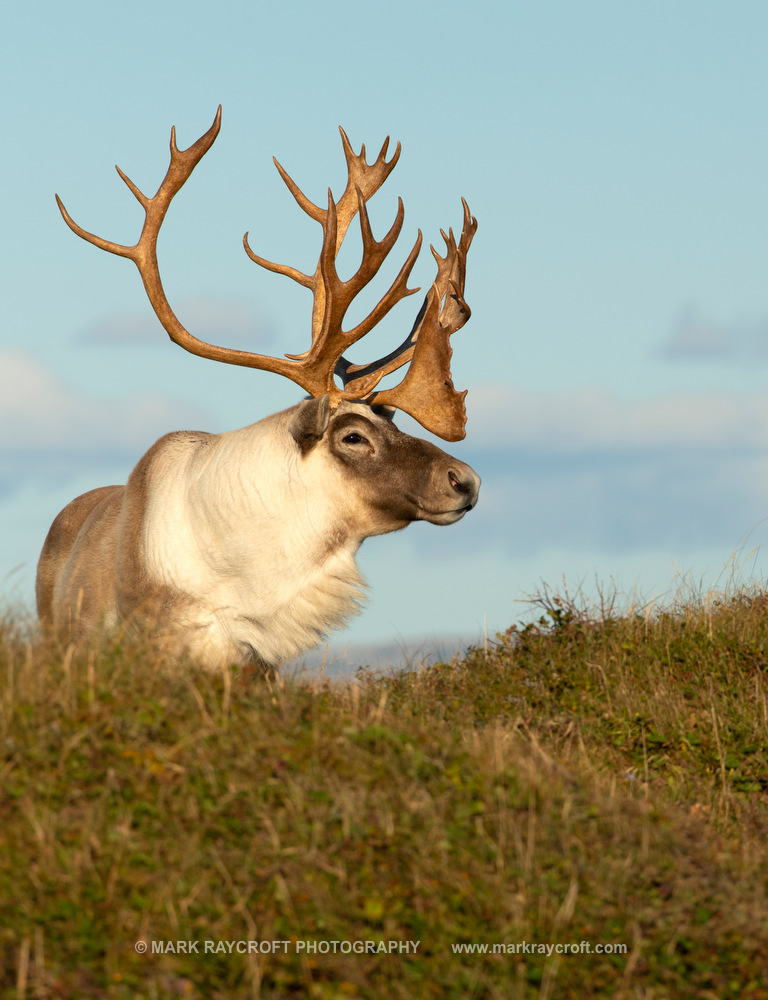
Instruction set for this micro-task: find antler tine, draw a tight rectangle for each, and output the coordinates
[271,156,326,225]
[241,234,314,290]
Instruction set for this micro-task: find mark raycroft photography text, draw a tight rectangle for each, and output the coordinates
[135,939,420,956]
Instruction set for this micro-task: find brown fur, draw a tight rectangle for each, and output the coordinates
[37,486,122,634]
[36,434,204,643]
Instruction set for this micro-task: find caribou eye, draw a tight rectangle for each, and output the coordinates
[342,432,367,445]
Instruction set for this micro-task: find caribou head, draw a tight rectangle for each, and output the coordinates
[37,108,481,671]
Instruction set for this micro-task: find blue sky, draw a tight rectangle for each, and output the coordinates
[4,1,768,656]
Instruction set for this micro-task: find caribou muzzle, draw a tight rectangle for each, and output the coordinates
[407,457,481,526]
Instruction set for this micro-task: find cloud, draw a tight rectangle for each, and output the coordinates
[77,296,276,351]
[467,381,768,453]
[424,381,768,560]
[0,350,208,460]
[659,304,768,362]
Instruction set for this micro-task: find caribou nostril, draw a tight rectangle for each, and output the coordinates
[448,469,471,496]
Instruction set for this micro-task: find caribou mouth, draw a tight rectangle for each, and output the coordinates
[404,495,475,519]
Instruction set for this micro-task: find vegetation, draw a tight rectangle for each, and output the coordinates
[1,588,768,999]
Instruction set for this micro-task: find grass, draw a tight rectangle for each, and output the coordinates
[1,588,768,999]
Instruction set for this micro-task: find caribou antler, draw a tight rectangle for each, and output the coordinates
[56,107,477,440]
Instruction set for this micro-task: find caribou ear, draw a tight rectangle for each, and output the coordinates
[290,394,332,453]
[370,403,397,422]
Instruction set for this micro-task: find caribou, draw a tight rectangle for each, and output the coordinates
[36,108,481,672]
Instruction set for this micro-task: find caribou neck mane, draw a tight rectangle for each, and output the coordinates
[134,405,369,668]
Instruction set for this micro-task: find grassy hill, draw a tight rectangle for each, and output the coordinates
[1,589,767,998]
